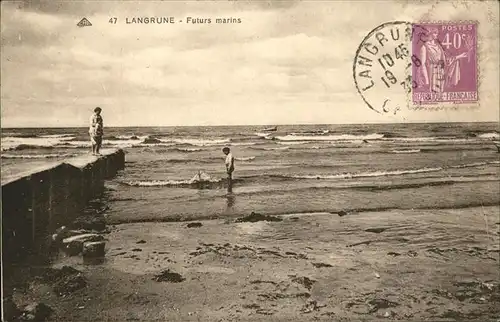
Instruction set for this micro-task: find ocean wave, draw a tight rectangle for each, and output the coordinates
[350,178,499,191]
[419,147,494,153]
[157,155,254,163]
[172,147,203,152]
[1,133,39,138]
[39,134,75,139]
[290,130,330,135]
[2,144,56,151]
[137,136,231,147]
[135,143,176,148]
[384,137,469,143]
[450,161,500,169]
[108,135,144,141]
[254,132,271,138]
[55,142,88,148]
[141,137,164,144]
[275,133,385,142]
[122,180,193,187]
[250,146,290,151]
[271,167,444,180]
[60,138,169,149]
[478,132,500,139]
[379,131,404,138]
[62,140,144,148]
[121,171,223,187]
[1,153,78,159]
[236,156,256,161]
[170,138,231,146]
[269,161,500,181]
[110,139,147,147]
[1,135,76,151]
[276,141,309,145]
[229,142,259,146]
[159,158,212,164]
[389,149,421,154]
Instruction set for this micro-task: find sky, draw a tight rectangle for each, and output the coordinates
[1,0,499,127]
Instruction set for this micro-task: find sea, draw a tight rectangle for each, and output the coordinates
[1,123,499,223]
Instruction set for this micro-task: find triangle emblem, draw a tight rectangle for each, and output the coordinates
[77,18,92,27]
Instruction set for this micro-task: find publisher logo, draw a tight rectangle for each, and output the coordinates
[77,18,92,27]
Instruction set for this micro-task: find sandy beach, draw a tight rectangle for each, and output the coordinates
[5,204,499,321]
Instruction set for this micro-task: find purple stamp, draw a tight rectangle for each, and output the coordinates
[412,22,478,105]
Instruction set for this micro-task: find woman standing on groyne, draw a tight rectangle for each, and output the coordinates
[89,107,104,155]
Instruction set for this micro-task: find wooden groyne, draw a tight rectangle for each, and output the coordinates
[1,149,125,262]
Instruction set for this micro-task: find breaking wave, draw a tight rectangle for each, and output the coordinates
[108,135,144,140]
[449,161,500,168]
[39,134,76,139]
[171,147,203,152]
[275,133,385,142]
[169,138,231,146]
[1,135,76,151]
[228,142,259,146]
[290,130,330,135]
[272,167,444,180]
[250,146,290,151]
[276,141,310,145]
[1,153,78,159]
[478,132,500,139]
[2,144,56,151]
[121,171,223,187]
[389,149,421,154]
[236,156,256,161]
[269,161,500,181]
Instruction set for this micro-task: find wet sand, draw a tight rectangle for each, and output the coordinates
[7,206,499,321]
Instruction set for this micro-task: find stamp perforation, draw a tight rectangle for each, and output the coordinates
[409,20,479,110]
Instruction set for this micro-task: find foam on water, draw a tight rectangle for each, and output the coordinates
[235,156,256,161]
[250,146,290,151]
[274,167,444,180]
[275,133,385,141]
[123,171,223,187]
[389,149,421,154]
[478,132,500,139]
[1,136,76,151]
[171,147,203,152]
[1,153,78,159]
[271,161,500,180]
[167,138,231,146]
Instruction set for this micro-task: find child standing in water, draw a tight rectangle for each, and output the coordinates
[89,107,103,155]
[222,147,234,193]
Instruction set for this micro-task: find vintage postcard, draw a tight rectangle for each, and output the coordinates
[1,0,499,321]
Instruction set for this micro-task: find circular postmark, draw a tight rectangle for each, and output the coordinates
[353,21,413,115]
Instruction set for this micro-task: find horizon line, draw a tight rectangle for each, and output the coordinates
[2,120,499,129]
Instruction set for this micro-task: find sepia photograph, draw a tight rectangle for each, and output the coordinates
[1,0,499,321]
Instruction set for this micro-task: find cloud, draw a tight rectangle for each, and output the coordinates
[1,6,65,47]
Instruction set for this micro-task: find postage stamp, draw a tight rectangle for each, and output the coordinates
[353,20,479,115]
[412,22,478,105]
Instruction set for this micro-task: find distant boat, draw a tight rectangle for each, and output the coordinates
[262,126,277,132]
